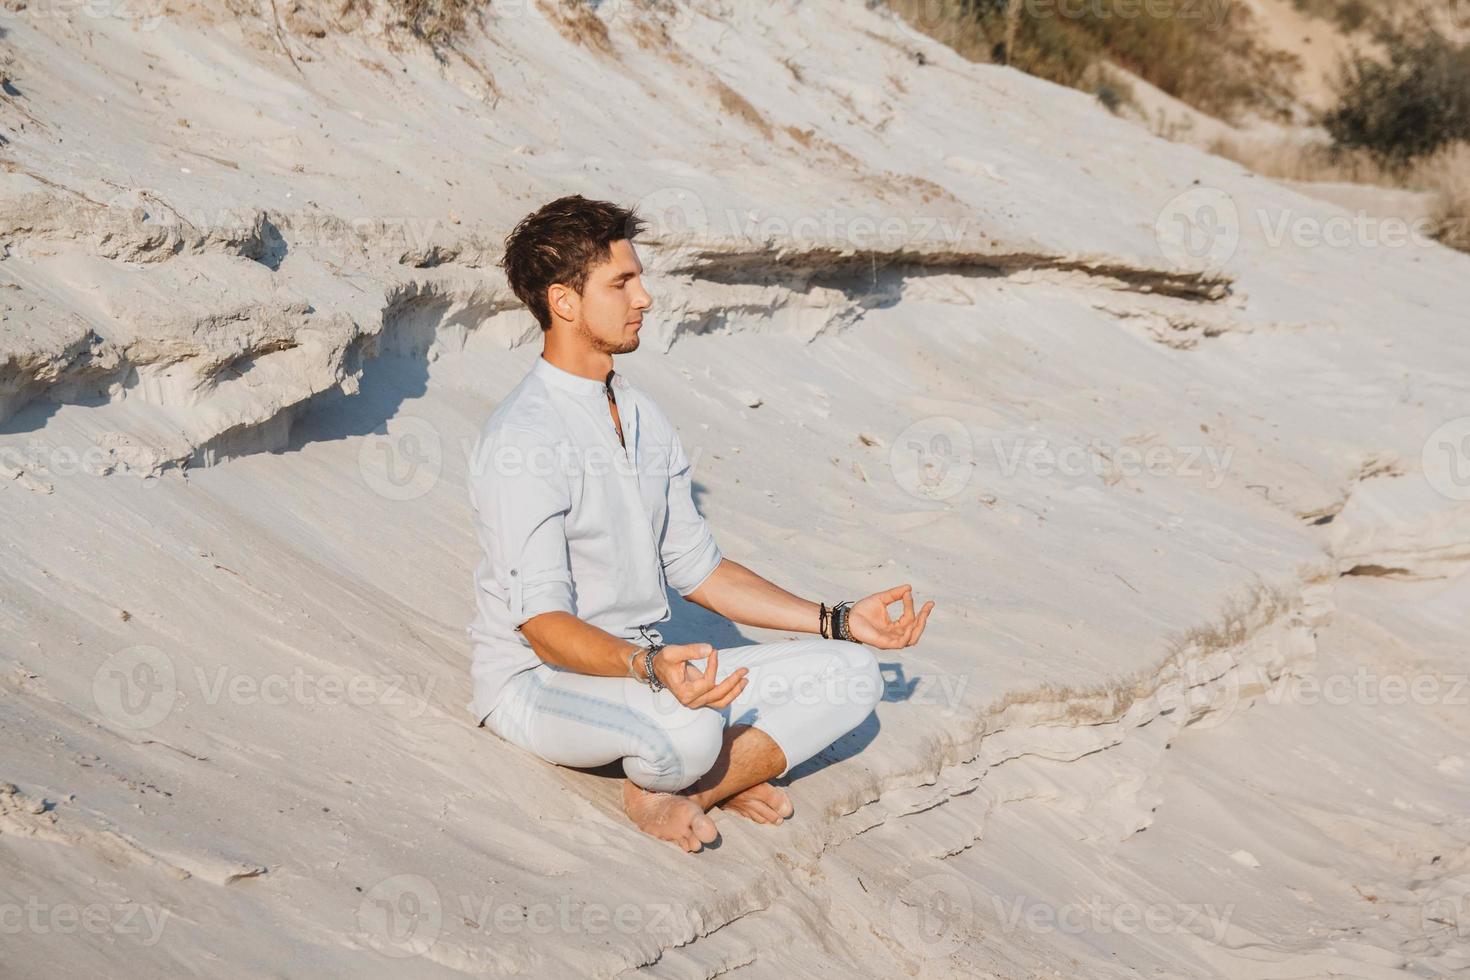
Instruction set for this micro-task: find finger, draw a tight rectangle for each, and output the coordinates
[691,672,747,710]
[677,664,745,706]
[901,587,915,623]
[665,643,715,664]
[904,601,934,646]
[702,647,719,683]
[692,672,746,710]
[706,676,748,710]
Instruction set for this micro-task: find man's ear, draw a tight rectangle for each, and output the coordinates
[547,283,576,323]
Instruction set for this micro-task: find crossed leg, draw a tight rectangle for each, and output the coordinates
[483,638,883,851]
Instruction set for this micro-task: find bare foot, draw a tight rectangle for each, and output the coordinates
[622,780,720,853]
[718,782,794,826]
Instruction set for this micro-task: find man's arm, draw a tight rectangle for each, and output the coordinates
[519,612,650,678]
[656,421,933,647]
[682,559,824,634]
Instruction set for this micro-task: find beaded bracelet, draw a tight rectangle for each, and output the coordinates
[642,643,666,692]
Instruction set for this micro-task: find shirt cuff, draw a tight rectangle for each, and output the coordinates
[510,573,576,630]
[665,537,723,597]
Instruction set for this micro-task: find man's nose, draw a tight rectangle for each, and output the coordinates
[632,280,653,311]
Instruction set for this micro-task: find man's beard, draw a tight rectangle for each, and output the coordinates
[577,321,640,355]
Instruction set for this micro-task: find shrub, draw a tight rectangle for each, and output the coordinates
[1323,27,1470,164]
[888,0,1300,124]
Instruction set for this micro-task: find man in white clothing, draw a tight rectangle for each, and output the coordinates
[468,195,934,852]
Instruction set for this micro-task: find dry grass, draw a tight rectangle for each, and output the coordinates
[887,0,1300,124]
[1208,135,1470,252]
[983,582,1295,728]
[1419,142,1470,249]
[546,0,614,56]
[712,80,774,140]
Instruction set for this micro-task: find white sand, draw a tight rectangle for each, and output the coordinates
[2,1,1469,976]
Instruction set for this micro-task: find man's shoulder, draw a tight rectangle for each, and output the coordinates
[480,374,562,439]
[470,377,571,481]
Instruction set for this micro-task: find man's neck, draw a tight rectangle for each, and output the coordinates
[541,341,614,384]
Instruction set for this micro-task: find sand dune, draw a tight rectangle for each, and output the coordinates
[2,1,1469,975]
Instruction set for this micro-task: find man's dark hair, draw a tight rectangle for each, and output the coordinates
[500,194,647,330]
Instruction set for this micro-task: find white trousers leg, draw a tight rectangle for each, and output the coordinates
[484,638,884,793]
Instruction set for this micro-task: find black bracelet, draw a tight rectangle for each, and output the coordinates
[832,600,860,643]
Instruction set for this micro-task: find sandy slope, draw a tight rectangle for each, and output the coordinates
[2,1,1469,976]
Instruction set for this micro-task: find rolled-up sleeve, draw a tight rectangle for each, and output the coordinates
[660,427,723,596]
[469,423,576,630]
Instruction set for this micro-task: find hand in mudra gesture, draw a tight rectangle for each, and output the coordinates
[847,585,934,649]
[652,643,749,709]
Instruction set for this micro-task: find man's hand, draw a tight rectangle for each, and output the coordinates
[651,643,749,709]
[846,585,934,649]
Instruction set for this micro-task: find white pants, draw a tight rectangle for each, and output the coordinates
[483,638,884,792]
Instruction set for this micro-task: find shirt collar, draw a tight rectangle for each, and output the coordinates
[533,354,618,398]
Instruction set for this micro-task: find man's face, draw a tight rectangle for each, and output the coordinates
[563,239,652,355]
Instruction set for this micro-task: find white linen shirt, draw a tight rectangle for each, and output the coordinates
[465,354,724,724]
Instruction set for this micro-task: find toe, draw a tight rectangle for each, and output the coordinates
[772,792,794,818]
[744,799,780,823]
[692,811,719,844]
